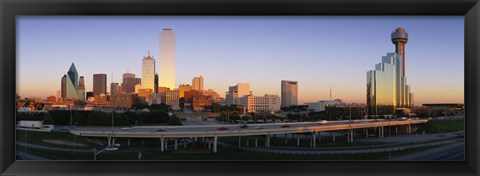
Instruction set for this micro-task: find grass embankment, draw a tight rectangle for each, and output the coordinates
[416,119,464,134]
[17,143,439,160]
[16,129,103,149]
[219,136,386,148]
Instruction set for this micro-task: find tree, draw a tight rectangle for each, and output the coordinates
[72,111,82,125]
[43,113,55,125]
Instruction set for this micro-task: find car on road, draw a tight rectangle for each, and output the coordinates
[280,124,290,128]
[156,129,167,132]
[121,127,131,130]
[319,120,328,124]
[105,146,119,151]
[240,124,248,129]
[217,127,228,131]
[256,126,265,129]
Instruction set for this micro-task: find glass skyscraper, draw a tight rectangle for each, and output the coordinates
[281,80,298,108]
[367,53,413,115]
[159,28,176,89]
[61,63,79,99]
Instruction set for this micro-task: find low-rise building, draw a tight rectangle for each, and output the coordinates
[239,94,280,113]
[111,93,138,108]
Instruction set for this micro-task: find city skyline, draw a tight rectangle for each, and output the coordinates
[17,16,464,105]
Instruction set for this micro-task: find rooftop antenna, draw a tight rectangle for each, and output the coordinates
[330,85,332,100]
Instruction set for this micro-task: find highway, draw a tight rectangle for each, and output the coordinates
[70,119,427,138]
[390,139,464,160]
[68,119,427,153]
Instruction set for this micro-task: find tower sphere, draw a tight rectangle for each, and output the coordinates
[391,27,408,44]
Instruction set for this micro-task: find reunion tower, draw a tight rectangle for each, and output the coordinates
[391,27,408,76]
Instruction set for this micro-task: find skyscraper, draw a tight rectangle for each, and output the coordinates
[61,63,79,99]
[192,75,204,91]
[391,27,408,76]
[122,72,136,93]
[367,28,414,115]
[366,52,413,115]
[93,74,107,96]
[110,83,121,96]
[159,28,176,89]
[281,80,298,108]
[78,76,85,100]
[142,50,156,90]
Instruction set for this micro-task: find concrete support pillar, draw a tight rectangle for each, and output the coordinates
[255,137,258,147]
[213,136,218,153]
[266,135,270,148]
[175,139,178,150]
[366,128,369,138]
[127,138,130,147]
[285,134,288,144]
[165,139,168,151]
[408,124,411,134]
[297,134,300,146]
[208,138,211,149]
[184,139,187,148]
[318,132,321,143]
[312,132,316,148]
[379,127,382,139]
[160,138,165,152]
[396,126,398,134]
[107,135,111,146]
[192,138,195,147]
[246,137,249,147]
[238,136,241,148]
[333,132,336,143]
[350,130,354,143]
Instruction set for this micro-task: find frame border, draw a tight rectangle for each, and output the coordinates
[1,0,479,175]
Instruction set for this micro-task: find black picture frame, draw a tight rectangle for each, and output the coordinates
[1,0,479,175]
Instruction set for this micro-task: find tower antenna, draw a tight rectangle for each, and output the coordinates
[330,85,332,100]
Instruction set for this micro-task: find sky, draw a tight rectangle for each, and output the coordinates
[16,16,464,105]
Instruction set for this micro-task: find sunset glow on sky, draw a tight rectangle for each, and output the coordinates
[16,16,464,105]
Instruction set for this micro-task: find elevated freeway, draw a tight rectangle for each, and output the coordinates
[70,119,427,153]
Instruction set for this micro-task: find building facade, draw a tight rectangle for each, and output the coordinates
[61,63,79,100]
[281,80,298,108]
[78,76,85,100]
[110,82,121,96]
[111,93,138,108]
[93,74,107,96]
[367,52,413,115]
[192,75,204,91]
[142,51,156,90]
[121,72,136,93]
[239,94,281,113]
[307,99,342,112]
[179,84,193,98]
[165,89,180,110]
[225,83,250,105]
[159,28,176,89]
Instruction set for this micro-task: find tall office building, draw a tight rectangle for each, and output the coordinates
[93,74,107,96]
[391,27,408,76]
[239,94,281,113]
[159,28,176,89]
[225,83,250,105]
[367,52,413,115]
[61,63,79,99]
[78,76,85,100]
[142,50,156,90]
[122,72,136,93]
[281,80,298,108]
[192,75,204,91]
[110,83,121,96]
